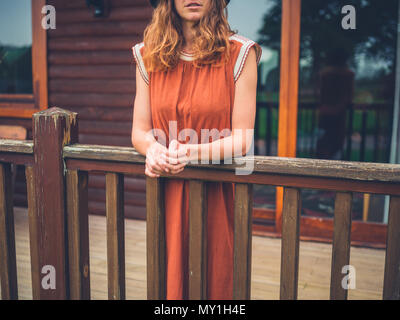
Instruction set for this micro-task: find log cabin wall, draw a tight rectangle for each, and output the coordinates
[8,0,153,219]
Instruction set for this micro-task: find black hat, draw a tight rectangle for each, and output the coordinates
[149,0,230,8]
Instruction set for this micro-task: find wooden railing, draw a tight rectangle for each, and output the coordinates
[0,107,399,300]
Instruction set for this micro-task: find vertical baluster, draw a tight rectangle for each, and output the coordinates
[233,183,253,300]
[67,169,90,300]
[383,196,400,300]
[106,173,125,300]
[189,180,207,299]
[280,187,301,300]
[146,177,166,300]
[330,192,352,300]
[0,162,17,300]
[25,166,40,299]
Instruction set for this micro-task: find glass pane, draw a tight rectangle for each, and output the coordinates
[0,0,33,94]
[228,0,281,157]
[229,0,282,216]
[297,0,399,223]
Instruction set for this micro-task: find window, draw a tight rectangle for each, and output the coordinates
[0,0,47,118]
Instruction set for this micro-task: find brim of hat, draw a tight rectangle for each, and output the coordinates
[150,0,230,8]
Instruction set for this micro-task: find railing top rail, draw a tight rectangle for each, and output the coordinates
[0,139,34,154]
[63,143,400,183]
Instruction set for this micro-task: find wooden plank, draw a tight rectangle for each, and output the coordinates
[383,196,400,300]
[0,126,27,140]
[48,51,133,66]
[48,21,148,38]
[106,173,125,300]
[233,183,253,300]
[65,158,400,196]
[49,93,134,108]
[33,107,78,299]
[63,145,400,183]
[49,79,135,94]
[78,120,132,136]
[67,170,90,300]
[0,109,37,119]
[62,106,133,121]
[78,134,132,147]
[0,163,18,300]
[48,36,140,51]
[280,187,301,300]
[0,154,34,166]
[25,166,40,299]
[188,180,207,299]
[48,0,149,9]
[330,192,353,300]
[301,215,386,247]
[146,177,166,300]
[55,6,152,24]
[276,0,302,233]
[0,140,33,154]
[49,65,133,79]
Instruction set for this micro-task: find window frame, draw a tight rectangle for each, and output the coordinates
[0,0,48,118]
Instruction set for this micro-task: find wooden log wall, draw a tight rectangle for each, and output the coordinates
[9,0,153,219]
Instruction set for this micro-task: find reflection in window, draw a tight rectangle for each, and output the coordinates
[296,0,399,223]
[297,0,398,164]
[0,0,33,94]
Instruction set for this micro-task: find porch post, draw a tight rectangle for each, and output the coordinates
[32,107,78,299]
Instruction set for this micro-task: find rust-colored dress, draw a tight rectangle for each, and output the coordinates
[133,34,261,300]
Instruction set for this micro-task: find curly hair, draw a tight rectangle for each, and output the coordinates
[142,0,234,72]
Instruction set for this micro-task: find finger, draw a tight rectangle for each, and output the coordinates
[170,166,186,175]
[146,162,161,177]
[145,166,159,178]
[150,162,164,175]
[148,157,164,172]
[156,157,170,173]
[167,154,189,164]
[169,162,187,173]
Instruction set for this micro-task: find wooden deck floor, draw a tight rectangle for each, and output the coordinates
[6,207,386,300]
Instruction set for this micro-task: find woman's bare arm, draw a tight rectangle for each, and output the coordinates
[131,65,156,156]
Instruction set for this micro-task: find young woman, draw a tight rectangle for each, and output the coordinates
[131,0,261,300]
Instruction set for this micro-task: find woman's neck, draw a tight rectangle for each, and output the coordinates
[182,20,196,52]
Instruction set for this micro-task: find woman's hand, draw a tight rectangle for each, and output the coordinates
[162,139,189,174]
[145,140,188,178]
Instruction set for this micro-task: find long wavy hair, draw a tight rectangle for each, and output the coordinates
[142,0,234,72]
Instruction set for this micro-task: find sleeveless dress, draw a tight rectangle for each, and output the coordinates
[132,34,262,300]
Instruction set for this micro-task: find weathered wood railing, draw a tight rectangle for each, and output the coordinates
[0,107,399,300]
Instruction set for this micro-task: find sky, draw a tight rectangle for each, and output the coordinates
[227,0,275,62]
[0,0,32,47]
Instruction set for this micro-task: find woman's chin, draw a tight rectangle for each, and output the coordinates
[183,13,203,22]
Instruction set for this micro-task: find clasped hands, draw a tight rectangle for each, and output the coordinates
[145,139,194,178]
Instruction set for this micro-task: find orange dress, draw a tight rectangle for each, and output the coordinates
[133,34,261,300]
